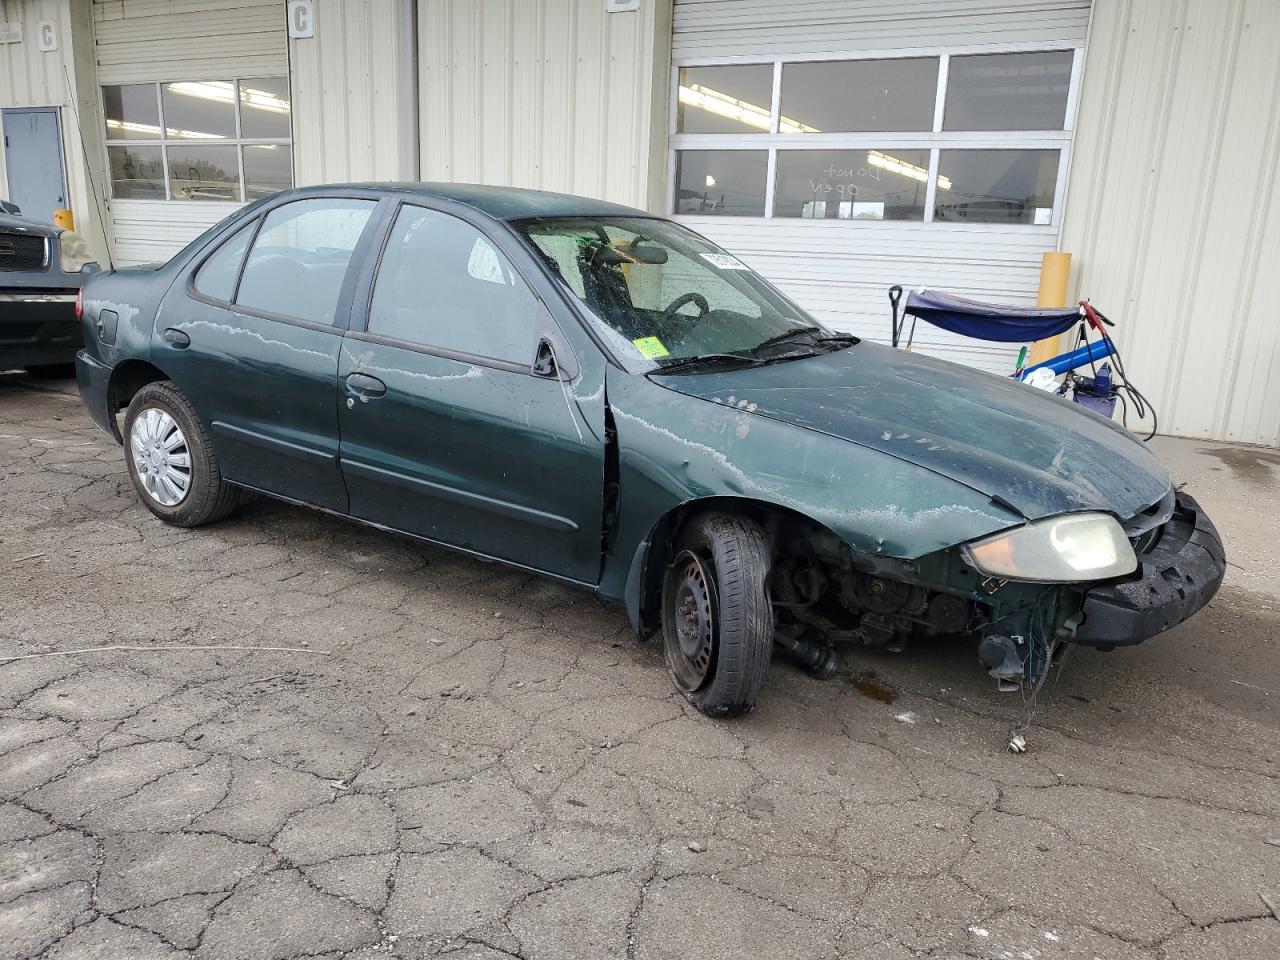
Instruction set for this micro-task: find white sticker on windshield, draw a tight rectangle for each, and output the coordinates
[700,252,749,270]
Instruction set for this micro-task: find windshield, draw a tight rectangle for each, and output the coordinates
[513,216,850,371]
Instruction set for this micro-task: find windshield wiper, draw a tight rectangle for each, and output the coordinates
[651,352,765,374]
[748,325,858,357]
[750,325,822,352]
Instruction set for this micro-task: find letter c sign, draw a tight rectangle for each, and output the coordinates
[287,0,315,39]
[36,20,56,52]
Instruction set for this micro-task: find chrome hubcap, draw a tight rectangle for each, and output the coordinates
[130,408,191,507]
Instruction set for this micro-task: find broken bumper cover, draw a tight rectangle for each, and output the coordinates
[1073,491,1225,647]
[75,350,117,439]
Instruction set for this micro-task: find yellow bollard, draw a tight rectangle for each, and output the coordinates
[53,208,76,231]
[1027,251,1072,366]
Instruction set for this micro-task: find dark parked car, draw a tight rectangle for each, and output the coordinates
[1,202,98,375]
[75,184,1225,716]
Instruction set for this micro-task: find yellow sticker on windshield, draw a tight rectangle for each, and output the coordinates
[632,336,670,360]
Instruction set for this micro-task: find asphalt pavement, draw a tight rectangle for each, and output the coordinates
[1,371,1277,960]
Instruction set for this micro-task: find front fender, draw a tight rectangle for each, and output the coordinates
[599,371,1023,609]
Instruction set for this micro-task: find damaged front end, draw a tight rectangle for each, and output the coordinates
[764,487,1224,691]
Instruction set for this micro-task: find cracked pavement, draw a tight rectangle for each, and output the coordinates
[1,372,1278,959]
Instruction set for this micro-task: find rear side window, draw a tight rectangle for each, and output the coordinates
[236,198,376,324]
[193,220,255,302]
[368,205,538,365]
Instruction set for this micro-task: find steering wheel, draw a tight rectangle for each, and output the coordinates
[661,292,710,324]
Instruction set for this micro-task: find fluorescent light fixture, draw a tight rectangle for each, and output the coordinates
[704,174,716,187]
[679,83,820,134]
[867,150,951,190]
[165,80,236,104]
[106,118,224,140]
[166,80,289,115]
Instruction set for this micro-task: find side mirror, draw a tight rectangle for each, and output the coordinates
[533,338,557,378]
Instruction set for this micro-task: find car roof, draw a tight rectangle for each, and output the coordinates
[281,182,654,222]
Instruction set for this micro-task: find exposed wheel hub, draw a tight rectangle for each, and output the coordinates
[666,550,717,691]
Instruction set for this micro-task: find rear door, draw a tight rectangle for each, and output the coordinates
[157,196,381,510]
[336,202,605,582]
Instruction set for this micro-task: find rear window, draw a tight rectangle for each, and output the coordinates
[192,220,254,302]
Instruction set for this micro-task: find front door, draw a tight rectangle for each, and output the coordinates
[157,196,380,511]
[2,109,66,223]
[337,203,605,582]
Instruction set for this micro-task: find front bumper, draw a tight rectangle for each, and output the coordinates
[0,290,81,367]
[75,350,119,440]
[1073,491,1225,647]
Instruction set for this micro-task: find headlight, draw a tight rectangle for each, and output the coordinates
[58,230,97,273]
[962,512,1137,582]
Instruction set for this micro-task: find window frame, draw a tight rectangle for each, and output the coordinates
[667,44,1083,228]
[184,194,386,334]
[101,76,294,203]
[348,200,558,377]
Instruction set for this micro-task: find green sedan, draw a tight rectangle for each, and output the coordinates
[74,184,1225,716]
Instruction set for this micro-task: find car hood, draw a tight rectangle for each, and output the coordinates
[651,342,1171,522]
[0,213,60,237]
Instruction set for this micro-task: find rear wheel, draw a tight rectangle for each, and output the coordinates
[123,381,241,526]
[661,514,774,717]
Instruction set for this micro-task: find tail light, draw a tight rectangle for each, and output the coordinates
[75,288,84,321]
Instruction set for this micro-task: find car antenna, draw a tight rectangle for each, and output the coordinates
[62,64,115,271]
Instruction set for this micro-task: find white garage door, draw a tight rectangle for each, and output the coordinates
[669,0,1091,375]
[93,0,291,264]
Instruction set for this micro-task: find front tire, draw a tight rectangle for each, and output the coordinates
[661,514,774,717]
[123,381,241,527]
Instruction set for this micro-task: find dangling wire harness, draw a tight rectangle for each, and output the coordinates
[1071,301,1159,441]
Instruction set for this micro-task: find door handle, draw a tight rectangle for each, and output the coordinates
[345,372,386,400]
[162,327,191,348]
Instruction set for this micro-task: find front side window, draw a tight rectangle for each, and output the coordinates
[236,198,375,324]
[670,49,1076,225]
[368,206,539,365]
[517,216,831,369]
[101,78,293,202]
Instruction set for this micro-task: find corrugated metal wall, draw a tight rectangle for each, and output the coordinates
[0,0,109,263]
[679,217,1062,371]
[671,0,1091,375]
[290,0,417,186]
[92,0,288,264]
[673,0,1092,60]
[1061,0,1280,446]
[417,0,672,211]
[92,0,286,84]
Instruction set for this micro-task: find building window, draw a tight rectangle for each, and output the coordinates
[670,49,1077,225]
[102,78,293,202]
[674,150,769,216]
